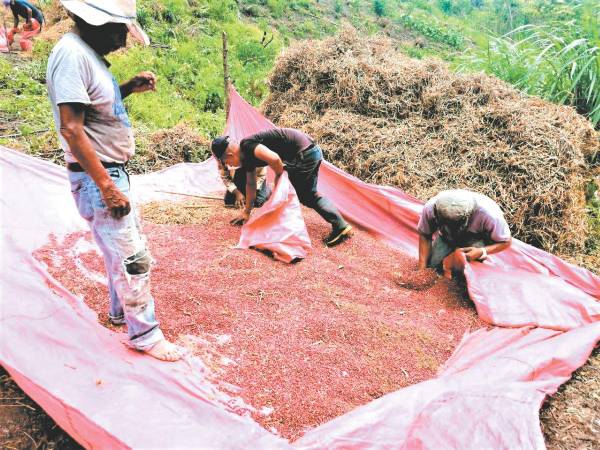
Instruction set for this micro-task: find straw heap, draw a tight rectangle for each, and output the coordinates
[263,30,599,255]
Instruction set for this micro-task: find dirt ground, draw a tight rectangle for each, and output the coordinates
[0,368,81,450]
[1,201,598,447]
[540,347,600,450]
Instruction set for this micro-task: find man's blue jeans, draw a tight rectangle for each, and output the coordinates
[286,145,347,231]
[68,166,164,350]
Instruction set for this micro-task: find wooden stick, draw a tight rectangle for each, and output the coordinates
[222,31,230,119]
[0,128,50,139]
[154,190,223,200]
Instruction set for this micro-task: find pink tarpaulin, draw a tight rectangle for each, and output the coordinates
[0,86,599,449]
[0,26,8,53]
[295,323,600,449]
[238,171,312,263]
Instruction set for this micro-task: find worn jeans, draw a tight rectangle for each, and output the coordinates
[68,166,164,350]
[224,168,271,207]
[429,233,487,270]
[285,145,347,231]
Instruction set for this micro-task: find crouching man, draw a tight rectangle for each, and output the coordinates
[216,157,271,209]
[46,0,183,361]
[417,189,512,271]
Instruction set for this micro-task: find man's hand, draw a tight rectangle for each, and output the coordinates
[233,189,245,209]
[121,72,157,98]
[461,247,485,262]
[230,210,250,226]
[100,183,131,218]
[59,102,131,219]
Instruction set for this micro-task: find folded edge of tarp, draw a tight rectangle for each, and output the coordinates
[293,323,600,449]
[442,250,600,331]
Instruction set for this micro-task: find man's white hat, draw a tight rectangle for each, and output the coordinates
[434,189,476,222]
[61,0,149,45]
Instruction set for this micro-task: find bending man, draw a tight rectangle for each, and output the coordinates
[46,0,183,361]
[417,189,512,270]
[211,128,352,246]
[6,0,44,30]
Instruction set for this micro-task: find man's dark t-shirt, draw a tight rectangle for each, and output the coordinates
[240,128,314,171]
[11,0,44,25]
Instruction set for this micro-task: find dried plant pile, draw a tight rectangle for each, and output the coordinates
[263,30,600,255]
[540,349,600,450]
[131,123,211,174]
[141,199,219,225]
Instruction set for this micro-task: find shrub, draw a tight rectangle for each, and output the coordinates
[460,22,600,127]
[373,0,387,17]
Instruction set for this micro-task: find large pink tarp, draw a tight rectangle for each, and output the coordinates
[0,86,599,449]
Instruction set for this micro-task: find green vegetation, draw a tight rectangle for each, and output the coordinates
[0,48,57,157]
[459,1,600,127]
[110,0,283,135]
[0,0,286,157]
[1,1,599,154]
[399,13,464,48]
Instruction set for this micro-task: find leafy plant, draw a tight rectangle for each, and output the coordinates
[373,0,387,17]
[460,18,600,127]
[399,13,465,49]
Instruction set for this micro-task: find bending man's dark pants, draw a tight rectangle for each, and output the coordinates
[285,145,347,231]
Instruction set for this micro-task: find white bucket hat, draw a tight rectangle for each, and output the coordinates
[434,189,476,222]
[60,0,149,45]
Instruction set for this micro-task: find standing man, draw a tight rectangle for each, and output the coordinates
[417,189,512,270]
[211,128,352,246]
[46,0,183,361]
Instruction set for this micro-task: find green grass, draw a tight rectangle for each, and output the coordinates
[0,46,58,156]
[108,0,283,137]
[458,18,600,127]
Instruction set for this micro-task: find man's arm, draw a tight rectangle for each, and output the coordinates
[231,169,256,225]
[418,233,432,270]
[461,238,512,262]
[217,160,244,208]
[59,103,130,218]
[255,166,267,189]
[119,71,157,99]
[13,9,19,29]
[244,170,257,216]
[254,144,284,185]
[25,6,32,25]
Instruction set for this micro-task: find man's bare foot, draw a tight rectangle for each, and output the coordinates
[144,339,186,362]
